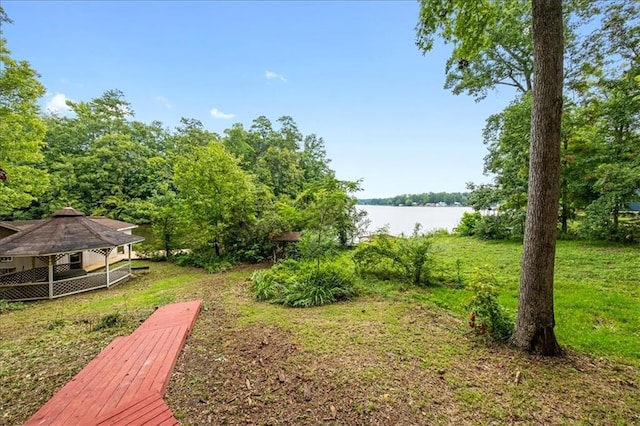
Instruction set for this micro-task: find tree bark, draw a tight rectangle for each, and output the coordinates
[512,0,563,356]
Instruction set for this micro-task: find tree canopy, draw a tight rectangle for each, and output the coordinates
[0,10,49,216]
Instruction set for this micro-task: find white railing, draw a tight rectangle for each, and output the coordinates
[0,262,134,302]
[108,263,131,287]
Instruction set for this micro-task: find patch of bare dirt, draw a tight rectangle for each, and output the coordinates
[165,281,446,425]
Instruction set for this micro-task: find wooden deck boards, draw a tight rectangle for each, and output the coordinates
[25,300,202,426]
[95,393,178,426]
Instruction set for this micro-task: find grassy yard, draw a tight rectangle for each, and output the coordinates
[1,237,638,425]
[428,236,640,364]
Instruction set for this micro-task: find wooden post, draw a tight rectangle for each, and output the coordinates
[48,255,54,299]
[128,244,132,276]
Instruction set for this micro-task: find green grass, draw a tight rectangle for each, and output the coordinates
[241,235,639,364]
[417,235,640,364]
[1,244,639,424]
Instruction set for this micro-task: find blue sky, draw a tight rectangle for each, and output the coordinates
[3,1,515,198]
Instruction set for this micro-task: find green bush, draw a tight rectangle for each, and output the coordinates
[474,215,514,240]
[465,267,514,342]
[173,247,233,273]
[249,259,358,307]
[455,211,483,236]
[352,226,436,285]
[457,211,525,240]
[579,199,640,243]
[297,229,339,260]
[283,263,358,307]
[235,243,268,263]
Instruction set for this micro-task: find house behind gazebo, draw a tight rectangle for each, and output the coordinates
[0,207,144,301]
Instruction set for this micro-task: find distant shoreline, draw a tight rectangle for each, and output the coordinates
[357,192,469,207]
[356,203,468,207]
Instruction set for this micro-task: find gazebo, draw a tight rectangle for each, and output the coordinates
[270,231,301,262]
[0,207,144,301]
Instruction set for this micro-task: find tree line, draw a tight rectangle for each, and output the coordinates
[0,8,364,265]
[358,192,469,206]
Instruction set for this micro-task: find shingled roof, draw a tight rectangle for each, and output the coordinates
[270,231,301,242]
[0,207,144,257]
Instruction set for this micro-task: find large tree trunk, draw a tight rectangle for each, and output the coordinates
[512,0,563,356]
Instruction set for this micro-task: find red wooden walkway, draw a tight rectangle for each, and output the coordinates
[25,300,203,426]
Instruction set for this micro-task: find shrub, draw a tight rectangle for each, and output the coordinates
[352,238,403,281]
[474,215,514,240]
[465,268,514,342]
[249,259,358,307]
[579,199,640,243]
[458,211,525,240]
[455,211,483,236]
[297,229,339,261]
[173,247,233,273]
[352,226,436,285]
[283,278,333,307]
[235,244,268,263]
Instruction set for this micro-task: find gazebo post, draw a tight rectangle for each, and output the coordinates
[105,249,110,287]
[48,255,54,299]
[128,244,132,275]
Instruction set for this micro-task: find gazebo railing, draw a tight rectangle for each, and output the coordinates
[108,262,130,287]
[0,267,48,286]
[0,262,134,302]
[0,282,49,301]
[52,272,109,298]
[0,264,73,286]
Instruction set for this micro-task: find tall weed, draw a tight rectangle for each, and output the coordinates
[465,267,514,342]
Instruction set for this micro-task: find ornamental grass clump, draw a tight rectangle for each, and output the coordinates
[250,259,358,307]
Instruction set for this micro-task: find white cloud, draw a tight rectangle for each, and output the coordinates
[154,95,172,109]
[46,93,72,114]
[265,70,287,82]
[209,108,235,120]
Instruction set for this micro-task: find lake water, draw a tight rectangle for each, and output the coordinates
[133,206,473,241]
[357,205,473,236]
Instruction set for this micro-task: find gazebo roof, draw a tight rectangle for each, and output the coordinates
[270,231,301,242]
[0,207,144,257]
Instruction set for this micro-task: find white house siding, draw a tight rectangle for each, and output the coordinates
[1,256,35,275]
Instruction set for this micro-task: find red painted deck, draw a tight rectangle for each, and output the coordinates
[25,300,203,426]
